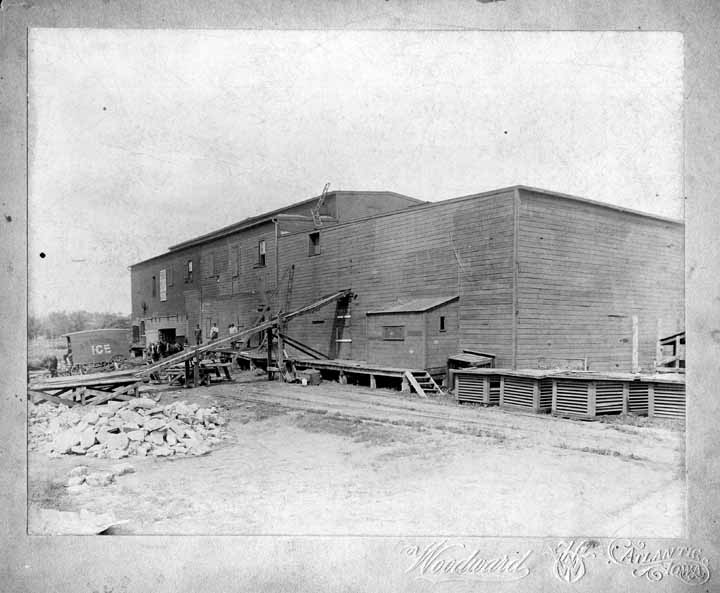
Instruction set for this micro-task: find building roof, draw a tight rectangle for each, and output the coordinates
[166,190,423,253]
[61,328,130,337]
[132,185,683,268]
[366,295,459,315]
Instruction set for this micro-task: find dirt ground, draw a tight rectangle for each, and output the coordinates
[28,371,685,537]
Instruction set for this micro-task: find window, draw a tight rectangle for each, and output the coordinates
[382,326,405,341]
[167,266,174,286]
[151,275,157,298]
[439,316,446,332]
[159,269,167,302]
[258,240,266,266]
[205,253,215,278]
[231,245,240,277]
[308,232,320,256]
[185,260,193,283]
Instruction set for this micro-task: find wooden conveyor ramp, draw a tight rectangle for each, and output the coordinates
[135,289,353,378]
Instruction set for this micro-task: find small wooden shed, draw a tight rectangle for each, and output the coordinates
[365,295,459,373]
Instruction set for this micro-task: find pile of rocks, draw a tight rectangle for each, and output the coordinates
[29,398,228,459]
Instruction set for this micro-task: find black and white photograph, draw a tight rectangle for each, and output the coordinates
[4,3,720,591]
[26,29,687,538]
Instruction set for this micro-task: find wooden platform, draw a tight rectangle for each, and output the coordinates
[28,370,141,407]
[451,368,686,420]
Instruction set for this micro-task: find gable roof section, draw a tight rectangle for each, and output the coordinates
[167,190,423,252]
[366,295,459,315]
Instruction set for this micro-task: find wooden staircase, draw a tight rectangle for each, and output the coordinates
[404,370,442,398]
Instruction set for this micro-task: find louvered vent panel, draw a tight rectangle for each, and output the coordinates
[628,383,649,415]
[652,383,685,419]
[456,375,486,404]
[595,382,624,415]
[502,377,535,409]
[555,380,590,417]
[539,379,553,411]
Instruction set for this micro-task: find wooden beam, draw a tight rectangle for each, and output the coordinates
[266,328,274,381]
[88,382,140,406]
[279,333,330,360]
[136,288,352,376]
[632,315,639,373]
[28,389,79,407]
[403,371,427,398]
[512,187,520,370]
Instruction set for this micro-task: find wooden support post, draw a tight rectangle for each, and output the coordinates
[400,375,410,393]
[266,328,274,381]
[339,370,347,385]
[193,355,200,387]
[588,381,597,417]
[499,376,505,407]
[622,382,629,414]
[369,374,376,389]
[648,383,655,418]
[551,379,558,414]
[483,376,490,405]
[277,325,285,382]
[184,359,191,388]
[532,380,540,412]
[632,315,639,373]
[79,386,86,405]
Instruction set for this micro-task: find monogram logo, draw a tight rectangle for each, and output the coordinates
[548,540,597,583]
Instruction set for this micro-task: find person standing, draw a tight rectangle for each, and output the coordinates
[194,324,202,346]
[210,322,219,341]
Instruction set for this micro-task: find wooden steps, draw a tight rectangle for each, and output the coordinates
[405,370,442,397]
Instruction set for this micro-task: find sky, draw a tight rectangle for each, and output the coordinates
[28,30,683,315]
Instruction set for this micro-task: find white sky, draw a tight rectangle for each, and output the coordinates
[28,30,683,315]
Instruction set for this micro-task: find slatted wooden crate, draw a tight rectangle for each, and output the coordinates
[628,383,649,415]
[650,382,685,419]
[488,379,501,405]
[553,380,593,418]
[595,382,624,415]
[456,373,487,404]
[540,379,553,411]
[501,376,536,409]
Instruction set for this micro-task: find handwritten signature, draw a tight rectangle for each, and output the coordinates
[401,540,532,582]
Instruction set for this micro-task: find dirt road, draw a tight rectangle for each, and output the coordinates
[28,373,685,536]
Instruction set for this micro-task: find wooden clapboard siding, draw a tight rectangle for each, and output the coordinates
[515,189,684,372]
[424,301,459,369]
[277,190,516,365]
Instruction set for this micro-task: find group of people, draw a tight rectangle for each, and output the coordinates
[193,322,239,346]
[145,339,184,362]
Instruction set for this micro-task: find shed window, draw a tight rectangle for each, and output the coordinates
[308,232,320,256]
[439,316,446,332]
[151,276,157,298]
[382,326,405,341]
[185,260,193,283]
[258,240,266,266]
[167,266,174,286]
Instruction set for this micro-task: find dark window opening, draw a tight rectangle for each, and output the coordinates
[151,276,157,298]
[258,240,266,266]
[439,316,446,332]
[186,260,193,283]
[382,326,405,341]
[309,232,320,256]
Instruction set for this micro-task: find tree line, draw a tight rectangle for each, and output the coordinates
[28,311,131,340]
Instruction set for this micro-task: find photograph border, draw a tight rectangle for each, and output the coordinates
[2,2,719,591]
